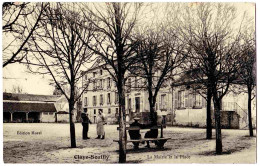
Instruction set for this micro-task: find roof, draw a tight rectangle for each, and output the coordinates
[82,58,118,74]
[172,68,246,87]
[83,59,106,74]
[3,93,61,102]
[3,102,57,112]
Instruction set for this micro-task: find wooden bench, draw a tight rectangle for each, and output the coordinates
[113,125,171,149]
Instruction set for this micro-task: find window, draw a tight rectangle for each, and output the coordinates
[108,108,111,114]
[135,77,138,88]
[107,77,111,89]
[193,92,202,108]
[128,78,131,89]
[84,97,88,106]
[128,98,131,110]
[116,108,119,114]
[107,93,111,104]
[94,109,96,114]
[178,91,185,108]
[93,80,96,90]
[135,97,140,113]
[100,69,102,75]
[49,112,53,115]
[98,79,102,89]
[100,94,103,105]
[93,72,96,78]
[115,92,119,104]
[161,94,166,109]
[93,96,97,106]
[43,112,48,115]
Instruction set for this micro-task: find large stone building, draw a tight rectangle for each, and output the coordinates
[81,63,256,129]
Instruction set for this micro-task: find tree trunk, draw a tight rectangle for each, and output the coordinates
[148,90,157,125]
[150,104,157,125]
[247,86,253,136]
[69,101,77,148]
[206,88,212,139]
[213,97,222,154]
[118,83,127,163]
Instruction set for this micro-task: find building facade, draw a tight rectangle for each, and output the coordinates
[82,64,256,129]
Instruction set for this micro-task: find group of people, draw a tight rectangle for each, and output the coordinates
[81,109,158,148]
[129,117,158,149]
[81,109,106,140]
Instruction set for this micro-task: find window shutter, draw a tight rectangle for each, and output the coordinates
[188,91,192,107]
[111,93,114,105]
[165,94,168,110]
[140,97,143,111]
[158,95,161,110]
[185,90,188,108]
[174,91,178,109]
[190,90,193,107]
[202,97,206,108]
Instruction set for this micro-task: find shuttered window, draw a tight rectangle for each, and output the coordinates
[194,92,202,108]
[115,92,119,104]
[174,91,178,109]
[202,97,206,108]
[161,94,166,109]
[107,93,111,104]
[178,90,185,108]
[93,96,97,106]
[100,94,103,105]
[185,91,189,107]
[188,91,193,107]
[84,97,88,106]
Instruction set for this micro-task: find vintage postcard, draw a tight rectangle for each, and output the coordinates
[2,1,256,164]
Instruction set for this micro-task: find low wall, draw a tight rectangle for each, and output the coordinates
[174,108,240,129]
[174,108,206,127]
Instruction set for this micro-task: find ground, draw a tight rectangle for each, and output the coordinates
[3,123,256,164]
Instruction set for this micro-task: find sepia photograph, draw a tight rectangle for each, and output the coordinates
[2,1,256,164]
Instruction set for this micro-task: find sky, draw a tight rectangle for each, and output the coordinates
[3,63,55,95]
[1,2,257,95]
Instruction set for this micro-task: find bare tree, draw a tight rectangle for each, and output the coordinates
[171,3,247,154]
[78,2,143,163]
[129,28,186,125]
[2,2,48,67]
[239,30,256,136]
[24,3,93,148]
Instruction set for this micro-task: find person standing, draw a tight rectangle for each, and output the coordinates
[96,109,106,139]
[81,110,91,140]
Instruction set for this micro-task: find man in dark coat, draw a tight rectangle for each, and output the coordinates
[144,113,159,148]
[81,110,91,140]
[128,118,143,149]
[144,128,158,148]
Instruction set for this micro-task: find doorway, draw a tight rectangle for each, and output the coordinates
[135,97,140,113]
